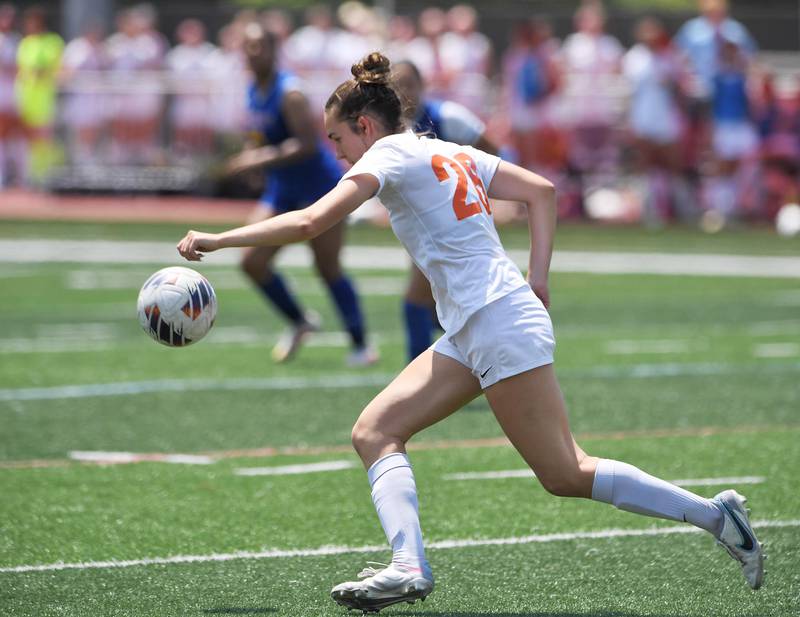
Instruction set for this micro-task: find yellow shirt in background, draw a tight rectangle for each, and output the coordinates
[16,32,64,127]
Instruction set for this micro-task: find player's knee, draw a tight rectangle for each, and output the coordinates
[239,253,255,277]
[351,419,402,460]
[350,421,381,456]
[537,470,586,498]
[240,253,268,282]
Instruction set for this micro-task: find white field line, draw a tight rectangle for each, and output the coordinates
[3,239,800,278]
[0,339,116,354]
[444,471,766,487]
[205,330,354,349]
[5,324,796,356]
[753,343,799,358]
[670,476,766,487]
[234,460,356,476]
[748,319,800,335]
[0,374,396,402]
[0,329,404,355]
[606,340,693,355]
[3,361,800,403]
[65,269,406,296]
[0,266,39,279]
[1,519,796,574]
[0,323,118,354]
[771,290,800,306]
[160,454,215,465]
[69,451,214,465]
[68,451,138,464]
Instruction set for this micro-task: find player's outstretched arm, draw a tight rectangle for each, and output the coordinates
[487,161,556,307]
[177,174,379,261]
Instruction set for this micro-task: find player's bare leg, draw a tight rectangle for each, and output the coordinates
[484,363,597,497]
[332,350,480,611]
[352,349,480,466]
[485,363,764,588]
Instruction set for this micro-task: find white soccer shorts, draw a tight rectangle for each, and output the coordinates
[433,285,555,389]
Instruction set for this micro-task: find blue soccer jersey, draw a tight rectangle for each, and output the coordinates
[413,99,485,146]
[247,71,343,211]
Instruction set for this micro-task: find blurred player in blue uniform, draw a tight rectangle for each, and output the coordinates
[228,24,377,366]
[393,60,498,361]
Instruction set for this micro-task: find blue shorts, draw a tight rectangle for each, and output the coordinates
[260,152,342,213]
[259,179,336,213]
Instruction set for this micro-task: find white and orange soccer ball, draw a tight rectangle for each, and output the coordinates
[137,267,217,347]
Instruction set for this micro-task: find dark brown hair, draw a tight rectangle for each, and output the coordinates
[325,52,405,133]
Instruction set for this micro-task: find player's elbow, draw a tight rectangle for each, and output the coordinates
[297,210,325,240]
[536,178,556,198]
[527,179,556,211]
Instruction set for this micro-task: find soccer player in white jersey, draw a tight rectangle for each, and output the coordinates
[177,52,765,612]
[393,59,499,362]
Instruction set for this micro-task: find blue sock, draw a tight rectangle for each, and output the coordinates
[404,300,433,361]
[326,276,366,348]
[259,273,304,324]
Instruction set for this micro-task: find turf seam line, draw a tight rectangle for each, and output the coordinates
[2,424,799,469]
[1,519,797,574]
[2,362,799,401]
[443,471,767,486]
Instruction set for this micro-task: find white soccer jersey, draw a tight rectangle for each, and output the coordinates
[343,131,527,335]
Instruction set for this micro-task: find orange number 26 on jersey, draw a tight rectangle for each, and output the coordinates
[431,153,492,221]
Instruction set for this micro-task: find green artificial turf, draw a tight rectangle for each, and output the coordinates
[1,220,798,616]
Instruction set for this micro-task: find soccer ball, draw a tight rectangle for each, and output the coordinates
[137,266,217,347]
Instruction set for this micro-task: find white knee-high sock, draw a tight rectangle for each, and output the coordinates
[592,459,723,535]
[368,452,431,576]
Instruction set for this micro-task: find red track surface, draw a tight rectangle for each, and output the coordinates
[0,189,252,224]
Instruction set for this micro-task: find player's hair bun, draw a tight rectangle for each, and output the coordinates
[326,51,404,132]
[351,52,391,86]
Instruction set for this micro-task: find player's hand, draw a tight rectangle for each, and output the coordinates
[528,274,550,309]
[225,151,257,176]
[177,230,220,262]
[225,148,270,176]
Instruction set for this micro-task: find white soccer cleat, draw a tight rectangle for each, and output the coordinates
[346,345,380,368]
[713,489,765,590]
[271,311,320,363]
[330,563,434,613]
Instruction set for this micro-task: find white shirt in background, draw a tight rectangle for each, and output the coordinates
[61,37,108,128]
[207,47,248,133]
[166,41,217,128]
[623,44,684,144]
[560,32,624,126]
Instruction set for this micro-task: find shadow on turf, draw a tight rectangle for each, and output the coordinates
[202,609,275,615]
[393,613,691,617]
